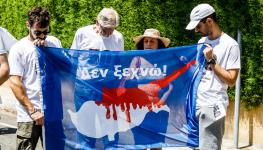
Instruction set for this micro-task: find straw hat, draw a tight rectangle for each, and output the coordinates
[133,28,170,47]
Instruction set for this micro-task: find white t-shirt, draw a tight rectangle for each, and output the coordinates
[8,36,62,122]
[0,27,17,54]
[196,33,240,108]
[70,25,124,51]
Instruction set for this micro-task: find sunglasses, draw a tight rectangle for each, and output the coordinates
[33,30,49,36]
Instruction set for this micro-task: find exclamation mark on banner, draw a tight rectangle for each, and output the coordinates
[163,65,167,76]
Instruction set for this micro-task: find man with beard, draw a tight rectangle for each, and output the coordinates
[8,7,62,150]
[186,3,240,150]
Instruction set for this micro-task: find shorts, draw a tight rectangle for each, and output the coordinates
[196,106,225,150]
[16,121,43,150]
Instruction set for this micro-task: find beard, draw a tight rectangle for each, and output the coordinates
[29,31,36,41]
[29,30,47,41]
[199,28,211,37]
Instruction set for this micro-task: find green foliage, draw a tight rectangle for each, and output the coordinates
[0,0,262,108]
[240,0,263,109]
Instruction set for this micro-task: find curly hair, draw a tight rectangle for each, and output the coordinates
[28,7,50,27]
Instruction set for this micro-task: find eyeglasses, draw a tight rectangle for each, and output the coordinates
[33,30,49,36]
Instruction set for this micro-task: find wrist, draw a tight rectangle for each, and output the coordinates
[207,54,217,65]
[28,107,36,115]
[30,110,38,116]
[207,58,216,65]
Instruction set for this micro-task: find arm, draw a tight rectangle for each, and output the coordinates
[211,65,239,87]
[1,27,17,50]
[159,84,174,103]
[9,75,44,125]
[119,34,124,51]
[204,44,239,87]
[0,54,9,85]
[0,28,17,85]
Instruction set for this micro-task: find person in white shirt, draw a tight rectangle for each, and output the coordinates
[0,27,17,85]
[8,7,62,150]
[71,7,124,51]
[186,3,240,150]
[70,7,124,147]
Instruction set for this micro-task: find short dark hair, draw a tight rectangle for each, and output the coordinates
[201,12,217,23]
[28,7,50,27]
[135,38,166,50]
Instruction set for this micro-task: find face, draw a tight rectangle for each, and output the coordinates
[99,24,115,37]
[29,22,49,40]
[195,19,210,37]
[143,37,159,50]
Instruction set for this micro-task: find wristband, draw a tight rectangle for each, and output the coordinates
[207,58,216,65]
[207,54,217,65]
[30,109,38,116]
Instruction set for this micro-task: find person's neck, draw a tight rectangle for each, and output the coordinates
[27,35,35,42]
[93,24,101,35]
[208,26,223,40]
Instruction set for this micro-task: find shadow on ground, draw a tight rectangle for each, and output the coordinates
[0,127,16,135]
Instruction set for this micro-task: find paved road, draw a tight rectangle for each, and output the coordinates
[0,110,42,150]
[0,110,190,150]
[0,109,262,150]
[0,110,17,150]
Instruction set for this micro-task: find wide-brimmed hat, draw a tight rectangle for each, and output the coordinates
[133,29,170,47]
[186,3,215,30]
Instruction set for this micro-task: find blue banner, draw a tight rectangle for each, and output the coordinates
[37,44,205,149]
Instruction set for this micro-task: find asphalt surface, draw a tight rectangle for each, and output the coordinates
[0,110,42,150]
[0,109,262,150]
[0,110,17,150]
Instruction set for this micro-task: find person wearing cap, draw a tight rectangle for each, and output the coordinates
[71,7,124,51]
[0,27,17,85]
[186,3,240,150]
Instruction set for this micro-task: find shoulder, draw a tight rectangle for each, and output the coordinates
[13,37,28,48]
[0,27,12,38]
[46,35,61,42]
[221,33,238,46]
[46,35,62,48]
[198,37,206,43]
[0,27,8,34]
[75,25,93,35]
[9,37,28,53]
[112,30,123,40]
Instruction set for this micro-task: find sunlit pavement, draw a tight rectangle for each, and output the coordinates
[1,109,263,150]
[0,82,262,150]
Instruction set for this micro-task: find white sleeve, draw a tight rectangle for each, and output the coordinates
[226,45,241,70]
[0,27,17,54]
[55,38,62,48]
[119,34,124,51]
[70,30,80,49]
[8,46,24,76]
[46,36,62,48]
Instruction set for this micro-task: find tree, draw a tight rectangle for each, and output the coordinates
[0,0,262,108]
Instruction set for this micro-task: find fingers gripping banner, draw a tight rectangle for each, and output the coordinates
[36,44,205,150]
